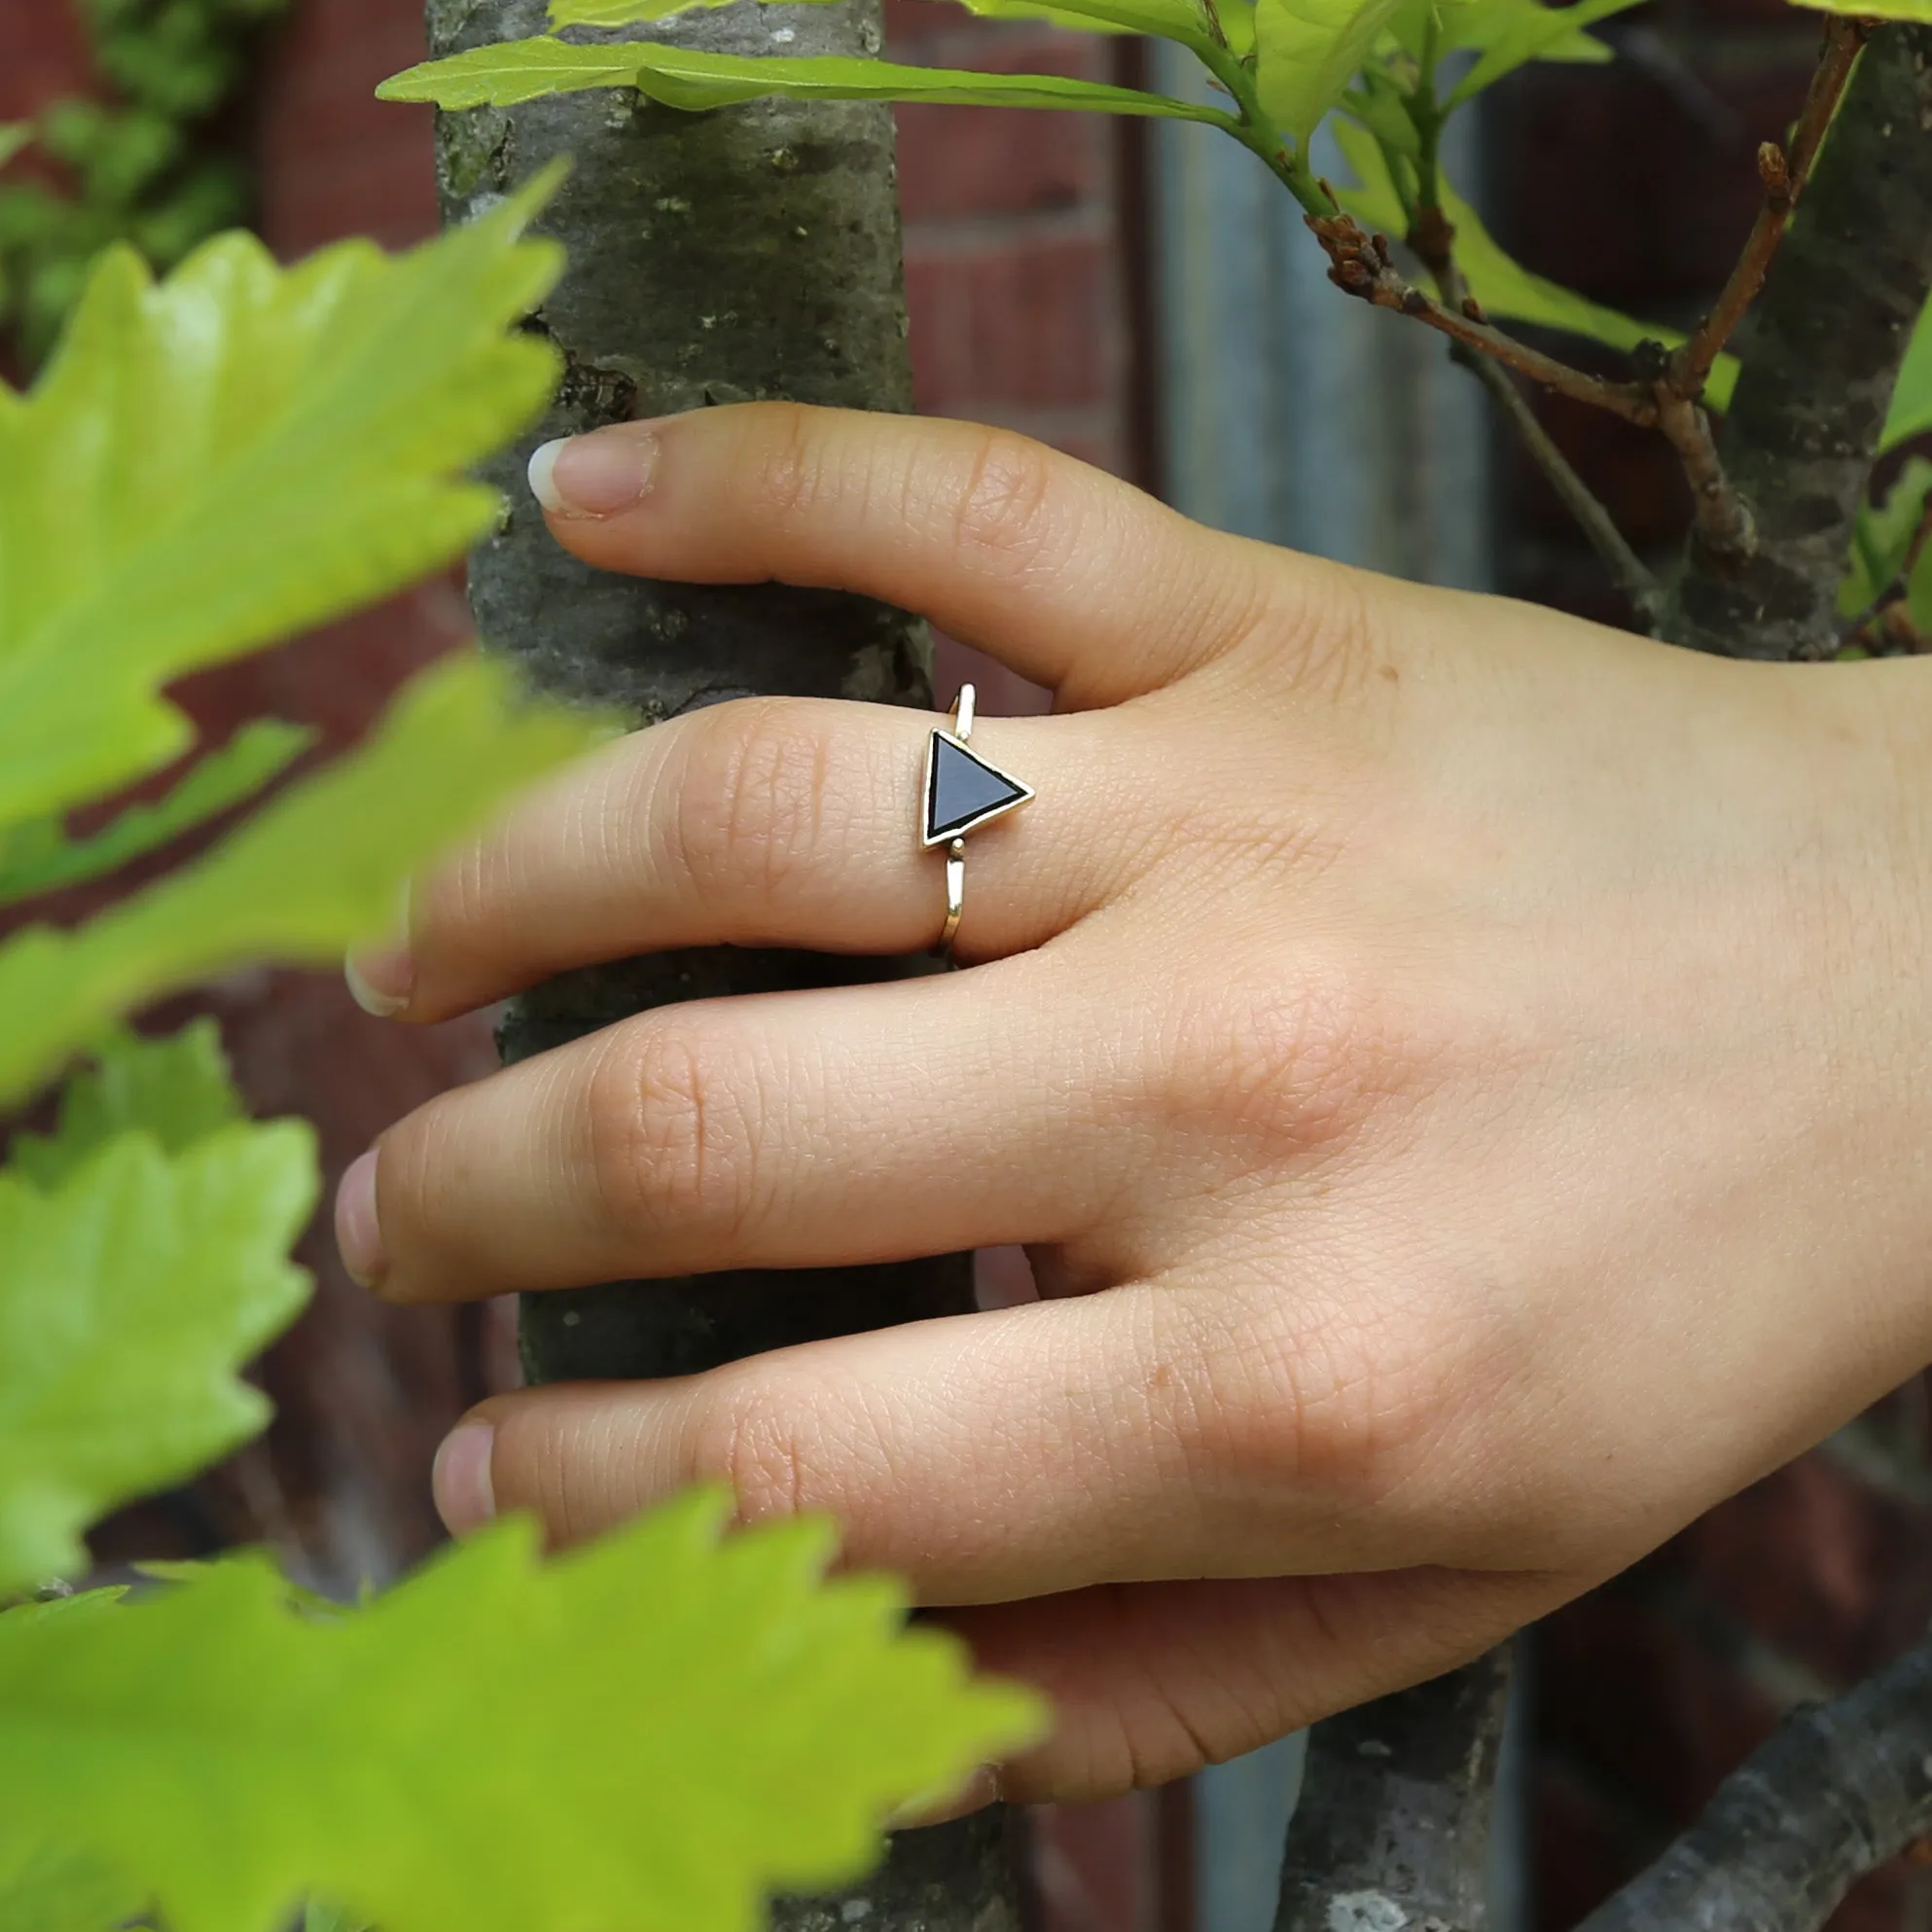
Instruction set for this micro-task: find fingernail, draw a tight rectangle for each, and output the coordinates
[344,944,412,1019]
[528,424,662,519]
[887,1765,999,1830]
[433,1421,497,1535]
[334,1149,387,1289]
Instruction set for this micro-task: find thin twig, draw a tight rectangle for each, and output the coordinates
[1306,210,1659,426]
[1578,1626,1932,1932]
[1393,153,1664,629]
[1651,374,1758,564]
[1668,16,1869,402]
[1459,348,1664,628]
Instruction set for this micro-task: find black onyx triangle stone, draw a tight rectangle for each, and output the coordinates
[924,732,1032,844]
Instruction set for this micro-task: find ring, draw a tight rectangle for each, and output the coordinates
[921,683,1034,956]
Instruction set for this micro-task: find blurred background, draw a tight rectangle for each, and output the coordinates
[4,1,1930,1926]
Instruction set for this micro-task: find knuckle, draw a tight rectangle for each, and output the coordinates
[1243,560,1379,707]
[1154,963,1388,1165]
[1180,1287,1473,1514]
[694,1371,831,1524]
[948,427,1060,579]
[744,403,826,529]
[585,1020,759,1244]
[665,701,831,908]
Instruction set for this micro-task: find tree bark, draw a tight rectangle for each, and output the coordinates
[1575,1624,1932,1932]
[1274,1650,1511,1932]
[425,3,1021,1924]
[1668,22,1932,659]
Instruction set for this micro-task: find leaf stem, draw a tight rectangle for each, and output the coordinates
[1192,38,1332,215]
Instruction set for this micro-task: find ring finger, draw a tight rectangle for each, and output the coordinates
[353,695,1138,1025]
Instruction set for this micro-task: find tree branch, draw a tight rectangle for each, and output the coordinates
[1274,1650,1512,1932]
[1398,154,1664,631]
[1580,1626,1932,1932]
[1460,348,1664,629]
[1650,373,1757,566]
[1306,210,1659,427]
[1667,18,1868,404]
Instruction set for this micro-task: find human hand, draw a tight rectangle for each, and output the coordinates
[337,404,1932,1804]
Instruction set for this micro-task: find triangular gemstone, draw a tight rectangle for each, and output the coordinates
[924,731,1033,845]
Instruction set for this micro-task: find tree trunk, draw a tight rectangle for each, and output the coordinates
[1274,1650,1511,1932]
[1668,21,1932,660]
[424,2,1023,1924]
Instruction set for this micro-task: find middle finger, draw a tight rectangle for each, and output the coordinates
[344,951,1151,1303]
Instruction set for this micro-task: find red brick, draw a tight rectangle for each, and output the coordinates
[1512,392,1692,551]
[1492,58,1811,309]
[1536,1581,1783,1826]
[0,7,92,121]
[907,233,1123,412]
[898,100,1110,224]
[1672,1453,1932,1688]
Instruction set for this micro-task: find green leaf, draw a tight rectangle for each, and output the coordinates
[9,1021,244,1191]
[0,653,604,1111]
[0,1119,315,1596]
[546,0,1213,42]
[0,169,565,834]
[0,1840,144,1932]
[0,719,313,907]
[383,35,1239,120]
[550,0,827,18]
[1880,294,1932,453]
[0,126,30,172]
[376,38,659,106]
[1789,0,1932,18]
[1839,457,1932,616]
[0,1491,1045,1932]
[1341,64,1421,157]
[1256,0,1406,147]
[1335,121,1738,410]
[1444,0,1645,106]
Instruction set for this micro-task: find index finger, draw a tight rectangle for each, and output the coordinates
[525,404,1290,707]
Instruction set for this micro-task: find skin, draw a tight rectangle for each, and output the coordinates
[338,402,1932,1807]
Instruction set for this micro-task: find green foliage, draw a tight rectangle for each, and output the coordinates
[0,0,292,368]
[380,37,1236,122]
[1838,456,1932,619]
[1440,0,1645,106]
[1257,0,1407,149]
[1881,297,1932,453]
[0,657,599,1111]
[0,1839,145,1932]
[9,1022,243,1189]
[0,720,313,907]
[550,0,1217,43]
[0,165,1040,1932]
[0,1492,1043,1932]
[0,1049,314,1595]
[1334,122,1739,409]
[1790,0,1932,15]
[0,173,565,838]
